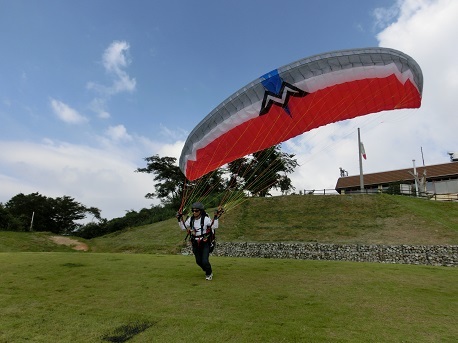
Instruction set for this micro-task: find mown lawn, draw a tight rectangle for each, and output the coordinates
[1,194,457,342]
[1,252,456,342]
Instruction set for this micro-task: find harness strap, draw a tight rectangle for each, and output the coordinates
[191,233,210,238]
[187,212,217,248]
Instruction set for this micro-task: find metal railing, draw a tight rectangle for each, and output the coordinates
[298,189,458,201]
[297,189,339,195]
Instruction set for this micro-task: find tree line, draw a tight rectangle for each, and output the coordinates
[0,193,101,234]
[0,145,298,238]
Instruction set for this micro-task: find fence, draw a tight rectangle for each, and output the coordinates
[297,189,339,195]
[427,193,458,201]
[299,189,458,201]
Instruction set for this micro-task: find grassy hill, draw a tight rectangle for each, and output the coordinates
[2,194,457,253]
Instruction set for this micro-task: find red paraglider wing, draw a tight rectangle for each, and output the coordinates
[179,48,423,181]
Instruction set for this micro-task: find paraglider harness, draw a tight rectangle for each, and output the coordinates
[182,208,223,253]
[189,212,215,252]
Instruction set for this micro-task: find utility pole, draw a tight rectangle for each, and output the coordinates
[412,159,419,197]
[421,146,425,166]
[358,128,364,193]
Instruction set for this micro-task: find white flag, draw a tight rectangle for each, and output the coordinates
[360,142,366,160]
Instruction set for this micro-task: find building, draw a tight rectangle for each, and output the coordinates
[335,161,458,200]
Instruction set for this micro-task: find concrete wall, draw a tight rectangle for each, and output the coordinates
[182,242,457,267]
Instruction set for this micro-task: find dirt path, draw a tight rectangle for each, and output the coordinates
[50,236,89,251]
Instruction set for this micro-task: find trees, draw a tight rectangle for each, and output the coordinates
[75,205,176,239]
[2,192,101,234]
[0,203,23,231]
[185,170,226,207]
[227,145,298,196]
[51,196,102,234]
[136,155,226,208]
[138,145,298,206]
[4,193,53,232]
[136,155,185,208]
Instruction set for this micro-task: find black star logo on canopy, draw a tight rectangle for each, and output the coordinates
[259,82,309,117]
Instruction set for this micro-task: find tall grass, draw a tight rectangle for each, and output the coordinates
[1,252,457,342]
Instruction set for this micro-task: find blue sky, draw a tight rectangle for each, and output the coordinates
[1,0,457,220]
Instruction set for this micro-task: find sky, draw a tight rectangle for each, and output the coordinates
[0,0,457,220]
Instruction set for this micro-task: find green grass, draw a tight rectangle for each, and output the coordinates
[90,219,185,254]
[1,194,457,342]
[220,194,458,244]
[1,252,457,342]
[89,194,458,254]
[0,231,80,253]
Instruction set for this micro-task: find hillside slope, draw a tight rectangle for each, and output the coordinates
[90,194,458,254]
[2,194,458,253]
[220,194,458,244]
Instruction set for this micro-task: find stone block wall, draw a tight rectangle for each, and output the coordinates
[182,242,457,267]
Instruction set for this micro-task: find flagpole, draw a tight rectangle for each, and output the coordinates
[358,128,364,193]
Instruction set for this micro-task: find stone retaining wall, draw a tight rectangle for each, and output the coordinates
[182,242,457,267]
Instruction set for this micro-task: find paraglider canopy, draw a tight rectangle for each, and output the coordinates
[179,47,423,181]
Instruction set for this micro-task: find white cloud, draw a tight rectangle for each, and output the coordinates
[372,0,401,30]
[375,0,458,154]
[159,124,188,142]
[105,125,133,142]
[103,41,131,73]
[0,140,157,219]
[89,98,111,119]
[50,98,88,124]
[158,140,185,160]
[135,135,184,162]
[87,40,136,96]
[50,41,134,124]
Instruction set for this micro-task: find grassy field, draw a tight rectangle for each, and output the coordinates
[1,252,457,342]
[1,194,458,342]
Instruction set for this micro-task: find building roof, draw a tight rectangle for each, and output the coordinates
[335,162,458,190]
